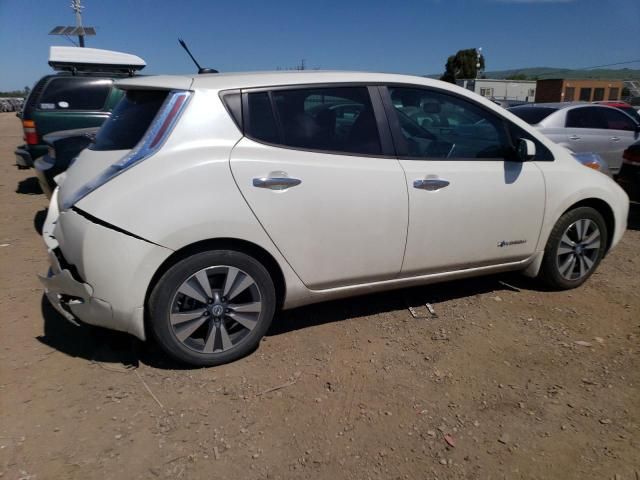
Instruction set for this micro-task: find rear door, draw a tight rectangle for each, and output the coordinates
[229,85,408,289]
[599,107,640,174]
[564,106,612,160]
[381,85,546,275]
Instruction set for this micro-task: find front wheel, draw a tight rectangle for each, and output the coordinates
[538,207,607,290]
[148,250,276,366]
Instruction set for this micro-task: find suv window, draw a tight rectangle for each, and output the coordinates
[600,108,637,131]
[388,87,510,159]
[246,87,381,155]
[38,77,112,111]
[91,90,168,151]
[566,107,607,129]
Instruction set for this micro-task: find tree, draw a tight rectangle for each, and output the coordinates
[440,48,485,84]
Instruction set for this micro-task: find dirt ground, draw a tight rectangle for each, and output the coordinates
[0,111,638,480]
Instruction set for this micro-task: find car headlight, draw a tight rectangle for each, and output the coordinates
[571,152,611,176]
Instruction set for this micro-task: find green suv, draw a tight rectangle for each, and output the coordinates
[15,46,145,169]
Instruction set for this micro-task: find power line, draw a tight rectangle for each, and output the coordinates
[580,59,640,70]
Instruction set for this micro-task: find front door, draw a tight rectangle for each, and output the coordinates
[230,85,408,289]
[381,86,546,276]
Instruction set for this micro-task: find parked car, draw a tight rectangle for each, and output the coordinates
[617,139,640,200]
[35,127,99,198]
[508,103,640,175]
[594,101,640,124]
[40,71,629,366]
[15,46,144,169]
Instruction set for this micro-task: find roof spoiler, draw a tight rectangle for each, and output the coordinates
[48,46,146,76]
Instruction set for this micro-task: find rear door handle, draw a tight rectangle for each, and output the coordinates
[569,135,581,140]
[253,175,301,190]
[610,136,620,142]
[413,178,450,191]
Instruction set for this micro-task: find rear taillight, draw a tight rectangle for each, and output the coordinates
[23,120,38,144]
[623,149,640,166]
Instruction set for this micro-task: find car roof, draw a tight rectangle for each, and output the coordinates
[115,70,467,92]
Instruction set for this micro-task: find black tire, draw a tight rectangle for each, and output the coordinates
[538,207,607,290]
[148,250,276,367]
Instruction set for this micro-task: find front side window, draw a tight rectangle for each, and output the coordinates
[508,106,557,125]
[246,87,381,155]
[566,107,607,129]
[388,87,510,160]
[38,77,112,111]
[601,108,637,131]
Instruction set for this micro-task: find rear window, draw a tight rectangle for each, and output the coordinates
[619,106,640,124]
[38,77,112,111]
[91,90,168,151]
[508,106,557,125]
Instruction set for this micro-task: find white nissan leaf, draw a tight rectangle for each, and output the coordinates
[40,71,629,366]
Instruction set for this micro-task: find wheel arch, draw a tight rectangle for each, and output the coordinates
[144,238,287,313]
[561,197,615,252]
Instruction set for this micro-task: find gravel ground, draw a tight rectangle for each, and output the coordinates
[0,112,639,480]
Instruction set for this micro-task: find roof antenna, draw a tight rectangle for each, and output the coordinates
[178,38,218,74]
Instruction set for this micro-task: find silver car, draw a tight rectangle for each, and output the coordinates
[509,103,640,175]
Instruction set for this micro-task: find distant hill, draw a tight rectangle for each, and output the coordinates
[427,67,640,81]
[473,67,640,81]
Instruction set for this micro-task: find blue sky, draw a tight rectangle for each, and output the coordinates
[0,0,638,90]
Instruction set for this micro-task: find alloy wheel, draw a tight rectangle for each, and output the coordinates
[169,266,262,354]
[555,218,601,281]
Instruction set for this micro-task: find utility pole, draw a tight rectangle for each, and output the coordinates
[71,0,85,47]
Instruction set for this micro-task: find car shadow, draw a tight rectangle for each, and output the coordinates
[37,273,533,370]
[37,295,187,371]
[269,272,533,336]
[16,176,42,195]
[628,201,640,231]
[34,208,47,236]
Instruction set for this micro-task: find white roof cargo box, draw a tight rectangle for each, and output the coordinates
[49,46,146,75]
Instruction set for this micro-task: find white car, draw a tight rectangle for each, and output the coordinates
[40,71,629,366]
[508,103,640,175]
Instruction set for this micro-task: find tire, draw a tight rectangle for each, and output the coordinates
[148,250,276,366]
[538,207,607,290]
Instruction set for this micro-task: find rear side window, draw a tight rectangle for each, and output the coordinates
[619,107,640,124]
[246,87,381,155]
[91,90,168,151]
[600,108,637,131]
[566,107,607,129]
[508,106,557,125]
[38,77,112,111]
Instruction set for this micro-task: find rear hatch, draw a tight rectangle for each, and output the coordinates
[57,76,193,210]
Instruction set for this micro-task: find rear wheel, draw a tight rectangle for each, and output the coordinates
[538,207,607,290]
[148,250,276,366]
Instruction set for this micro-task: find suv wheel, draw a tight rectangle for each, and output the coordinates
[538,207,607,290]
[148,250,276,366]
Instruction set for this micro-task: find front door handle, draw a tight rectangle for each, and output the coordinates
[610,136,620,142]
[253,174,302,190]
[569,135,581,140]
[413,178,450,191]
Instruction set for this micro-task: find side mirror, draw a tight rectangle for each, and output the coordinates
[517,138,536,161]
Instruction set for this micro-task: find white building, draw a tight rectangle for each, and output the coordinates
[456,79,537,102]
